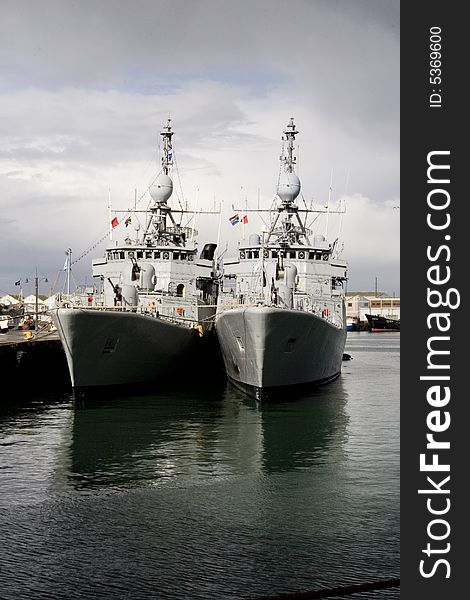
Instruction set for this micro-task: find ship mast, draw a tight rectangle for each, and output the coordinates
[143,119,190,247]
[160,118,174,176]
[282,117,298,176]
[266,118,309,246]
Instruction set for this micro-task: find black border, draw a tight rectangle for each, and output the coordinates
[401,3,466,597]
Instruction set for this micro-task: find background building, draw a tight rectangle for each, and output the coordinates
[346,292,400,329]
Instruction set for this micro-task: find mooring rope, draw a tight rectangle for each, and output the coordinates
[244,577,400,600]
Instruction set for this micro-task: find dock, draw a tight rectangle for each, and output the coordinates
[0,329,71,392]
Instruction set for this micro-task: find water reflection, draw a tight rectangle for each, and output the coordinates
[0,338,398,598]
[69,388,226,489]
[0,393,74,506]
[66,380,349,491]
[0,378,350,497]
[258,379,349,473]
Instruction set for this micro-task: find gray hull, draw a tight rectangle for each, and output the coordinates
[216,307,346,398]
[53,308,201,388]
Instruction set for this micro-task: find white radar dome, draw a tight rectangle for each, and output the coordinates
[149,173,173,203]
[277,172,301,202]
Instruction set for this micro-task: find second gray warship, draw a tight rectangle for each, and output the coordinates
[215,119,348,400]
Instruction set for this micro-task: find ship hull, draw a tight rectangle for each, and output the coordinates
[53,308,204,389]
[215,307,347,400]
[365,313,400,332]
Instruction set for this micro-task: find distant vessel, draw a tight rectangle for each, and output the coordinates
[365,313,400,332]
[53,119,219,389]
[215,118,348,400]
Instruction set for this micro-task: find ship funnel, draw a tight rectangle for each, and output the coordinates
[249,233,260,246]
[149,173,173,204]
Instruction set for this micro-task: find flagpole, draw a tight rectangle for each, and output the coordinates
[108,188,112,241]
[242,195,247,240]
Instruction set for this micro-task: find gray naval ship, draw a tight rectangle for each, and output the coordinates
[215,118,348,400]
[53,119,219,389]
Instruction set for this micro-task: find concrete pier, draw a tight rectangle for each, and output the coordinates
[0,329,71,392]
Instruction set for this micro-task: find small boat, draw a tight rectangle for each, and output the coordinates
[365,313,400,332]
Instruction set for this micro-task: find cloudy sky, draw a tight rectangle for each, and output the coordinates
[0,0,399,297]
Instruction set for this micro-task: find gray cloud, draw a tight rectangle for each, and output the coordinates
[0,0,399,294]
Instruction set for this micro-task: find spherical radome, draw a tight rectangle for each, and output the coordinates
[149,173,173,203]
[277,172,301,202]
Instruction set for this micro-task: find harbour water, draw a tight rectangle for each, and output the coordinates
[0,332,399,599]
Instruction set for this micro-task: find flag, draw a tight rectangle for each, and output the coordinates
[242,215,248,224]
[229,214,239,226]
[111,216,119,229]
[15,280,20,286]
[167,150,173,163]
[125,217,132,227]
[63,258,68,271]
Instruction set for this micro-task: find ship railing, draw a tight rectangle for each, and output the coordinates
[216,299,269,310]
[67,300,345,328]
[217,298,342,322]
[59,303,221,311]
[292,296,345,329]
[59,303,218,328]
